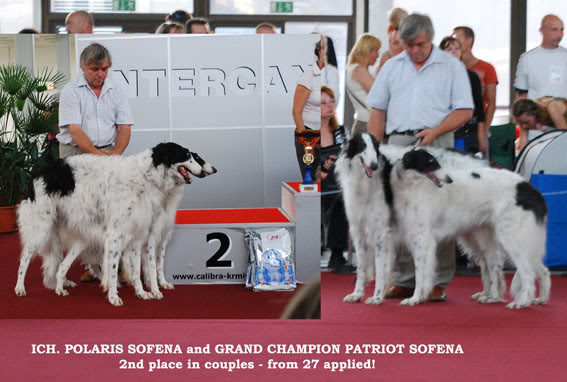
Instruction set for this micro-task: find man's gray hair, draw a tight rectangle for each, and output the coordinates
[79,43,112,68]
[399,13,435,43]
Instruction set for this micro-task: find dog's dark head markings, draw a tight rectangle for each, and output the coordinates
[346,133,381,178]
[151,142,205,184]
[401,149,452,187]
[190,152,217,176]
[27,159,76,202]
[342,133,394,210]
[515,181,548,224]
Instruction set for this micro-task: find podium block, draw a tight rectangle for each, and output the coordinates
[281,182,321,283]
[165,209,294,284]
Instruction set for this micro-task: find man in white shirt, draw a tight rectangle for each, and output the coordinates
[367,13,473,301]
[58,43,133,158]
[515,14,567,100]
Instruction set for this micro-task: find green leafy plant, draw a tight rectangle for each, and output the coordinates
[0,65,65,207]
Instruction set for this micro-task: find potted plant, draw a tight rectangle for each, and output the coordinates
[0,64,64,232]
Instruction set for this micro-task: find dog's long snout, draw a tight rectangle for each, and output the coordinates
[193,169,206,178]
[370,162,378,171]
[445,175,453,184]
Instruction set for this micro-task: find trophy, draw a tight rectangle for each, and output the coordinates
[296,130,320,192]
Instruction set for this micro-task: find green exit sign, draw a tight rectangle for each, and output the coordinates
[271,1,293,13]
[113,0,136,11]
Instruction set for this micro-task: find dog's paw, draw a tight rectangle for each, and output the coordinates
[108,295,124,306]
[471,292,485,301]
[151,290,164,300]
[343,293,363,303]
[14,286,27,297]
[477,295,502,304]
[64,279,77,288]
[364,296,384,305]
[56,288,69,297]
[136,290,153,300]
[160,282,174,290]
[533,297,548,305]
[506,301,530,309]
[400,297,422,306]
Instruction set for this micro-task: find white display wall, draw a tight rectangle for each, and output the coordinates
[75,34,320,208]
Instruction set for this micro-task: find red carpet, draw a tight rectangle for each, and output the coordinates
[2,231,567,381]
[0,233,301,319]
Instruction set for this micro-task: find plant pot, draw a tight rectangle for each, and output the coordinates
[0,205,18,233]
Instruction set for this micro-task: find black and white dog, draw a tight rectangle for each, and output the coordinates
[15,143,216,306]
[394,149,550,308]
[335,133,549,309]
[335,133,396,305]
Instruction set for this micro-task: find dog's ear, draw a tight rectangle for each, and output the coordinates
[402,150,419,171]
[369,134,380,156]
[345,134,366,159]
[152,142,190,168]
[402,149,441,173]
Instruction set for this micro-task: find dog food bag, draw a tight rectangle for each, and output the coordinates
[244,228,296,291]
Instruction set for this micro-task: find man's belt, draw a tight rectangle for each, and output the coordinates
[390,129,424,136]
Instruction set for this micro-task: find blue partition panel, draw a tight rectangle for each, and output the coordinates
[530,174,567,266]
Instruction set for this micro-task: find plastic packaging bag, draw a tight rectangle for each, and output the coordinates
[245,228,296,291]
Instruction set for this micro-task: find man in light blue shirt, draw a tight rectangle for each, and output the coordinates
[367,14,473,147]
[58,42,133,158]
[366,14,473,301]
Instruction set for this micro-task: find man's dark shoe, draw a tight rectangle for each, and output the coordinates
[385,285,414,298]
[429,287,447,302]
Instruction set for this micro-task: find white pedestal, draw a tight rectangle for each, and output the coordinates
[165,209,294,284]
[281,182,321,284]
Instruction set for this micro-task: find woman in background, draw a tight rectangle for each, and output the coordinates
[440,36,486,154]
[292,37,326,181]
[345,33,381,136]
[320,86,351,273]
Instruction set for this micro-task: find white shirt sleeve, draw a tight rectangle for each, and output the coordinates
[514,52,528,92]
[296,70,313,91]
[58,84,81,127]
[450,61,474,110]
[114,85,134,125]
[366,60,391,111]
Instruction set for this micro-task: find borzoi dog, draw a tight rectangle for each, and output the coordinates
[142,152,217,298]
[394,149,550,309]
[15,143,212,306]
[335,133,485,306]
[336,133,548,309]
[335,133,397,305]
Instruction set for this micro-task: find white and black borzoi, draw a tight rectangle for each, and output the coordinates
[15,143,216,306]
[335,133,549,309]
[335,133,397,306]
[335,133,483,306]
[394,149,550,309]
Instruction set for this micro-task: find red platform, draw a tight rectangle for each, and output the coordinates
[174,208,291,225]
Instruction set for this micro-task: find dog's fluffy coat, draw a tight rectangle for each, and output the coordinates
[335,133,550,309]
[15,143,216,306]
[395,149,549,308]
